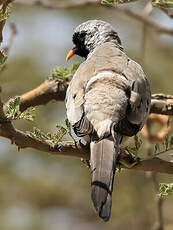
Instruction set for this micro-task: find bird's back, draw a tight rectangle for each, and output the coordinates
[66,42,151,134]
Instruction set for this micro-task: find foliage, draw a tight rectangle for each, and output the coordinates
[101,0,137,4]
[0,5,11,67]
[0,50,7,65]
[159,183,173,197]
[120,134,173,168]
[119,135,142,168]
[101,0,173,9]
[125,135,142,157]
[4,97,36,121]
[152,0,173,9]
[26,118,73,145]
[0,5,11,22]
[127,134,173,160]
[153,135,173,157]
[51,63,80,80]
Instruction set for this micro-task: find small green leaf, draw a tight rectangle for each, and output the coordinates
[51,63,80,80]
[20,107,36,121]
[26,122,72,145]
[152,0,173,9]
[55,124,67,141]
[134,135,142,151]
[4,97,35,121]
[101,0,115,4]
[0,5,11,22]
[0,52,7,65]
[164,135,169,151]
[159,183,173,198]
[101,0,138,4]
[65,118,71,130]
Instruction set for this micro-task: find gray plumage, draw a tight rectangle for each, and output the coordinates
[66,20,151,221]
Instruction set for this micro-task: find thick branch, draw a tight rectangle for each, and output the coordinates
[0,123,89,158]
[127,158,173,174]
[19,77,68,112]
[150,94,173,115]
[1,121,173,174]
[1,96,89,158]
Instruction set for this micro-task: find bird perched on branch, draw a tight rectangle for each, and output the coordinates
[65,20,151,221]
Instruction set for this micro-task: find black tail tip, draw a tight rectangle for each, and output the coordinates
[98,193,112,222]
[99,211,110,222]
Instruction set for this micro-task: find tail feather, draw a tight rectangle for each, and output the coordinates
[90,136,119,221]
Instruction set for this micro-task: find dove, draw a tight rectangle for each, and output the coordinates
[65,20,151,221]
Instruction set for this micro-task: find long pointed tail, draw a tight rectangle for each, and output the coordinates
[90,136,119,221]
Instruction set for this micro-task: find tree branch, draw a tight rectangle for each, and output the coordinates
[114,6,173,35]
[19,77,68,112]
[128,158,173,174]
[150,94,173,115]
[1,95,89,158]
[1,95,173,175]
[14,0,173,36]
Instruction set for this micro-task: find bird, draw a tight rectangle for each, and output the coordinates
[65,20,151,221]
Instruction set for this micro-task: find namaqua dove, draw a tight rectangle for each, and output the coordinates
[65,20,151,221]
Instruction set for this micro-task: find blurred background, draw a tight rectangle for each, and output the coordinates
[0,0,173,229]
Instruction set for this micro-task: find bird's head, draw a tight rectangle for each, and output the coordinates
[66,20,123,61]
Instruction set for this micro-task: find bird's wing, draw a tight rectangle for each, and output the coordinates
[123,58,151,129]
[66,59,95,127]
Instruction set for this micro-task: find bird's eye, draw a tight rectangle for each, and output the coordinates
[80,32,86,38]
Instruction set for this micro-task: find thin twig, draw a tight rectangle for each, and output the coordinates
[140,1,153,61]
[18,77,69,112]
[14,0,173,36]
[14,0,100,9]
[114,6,173,35]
